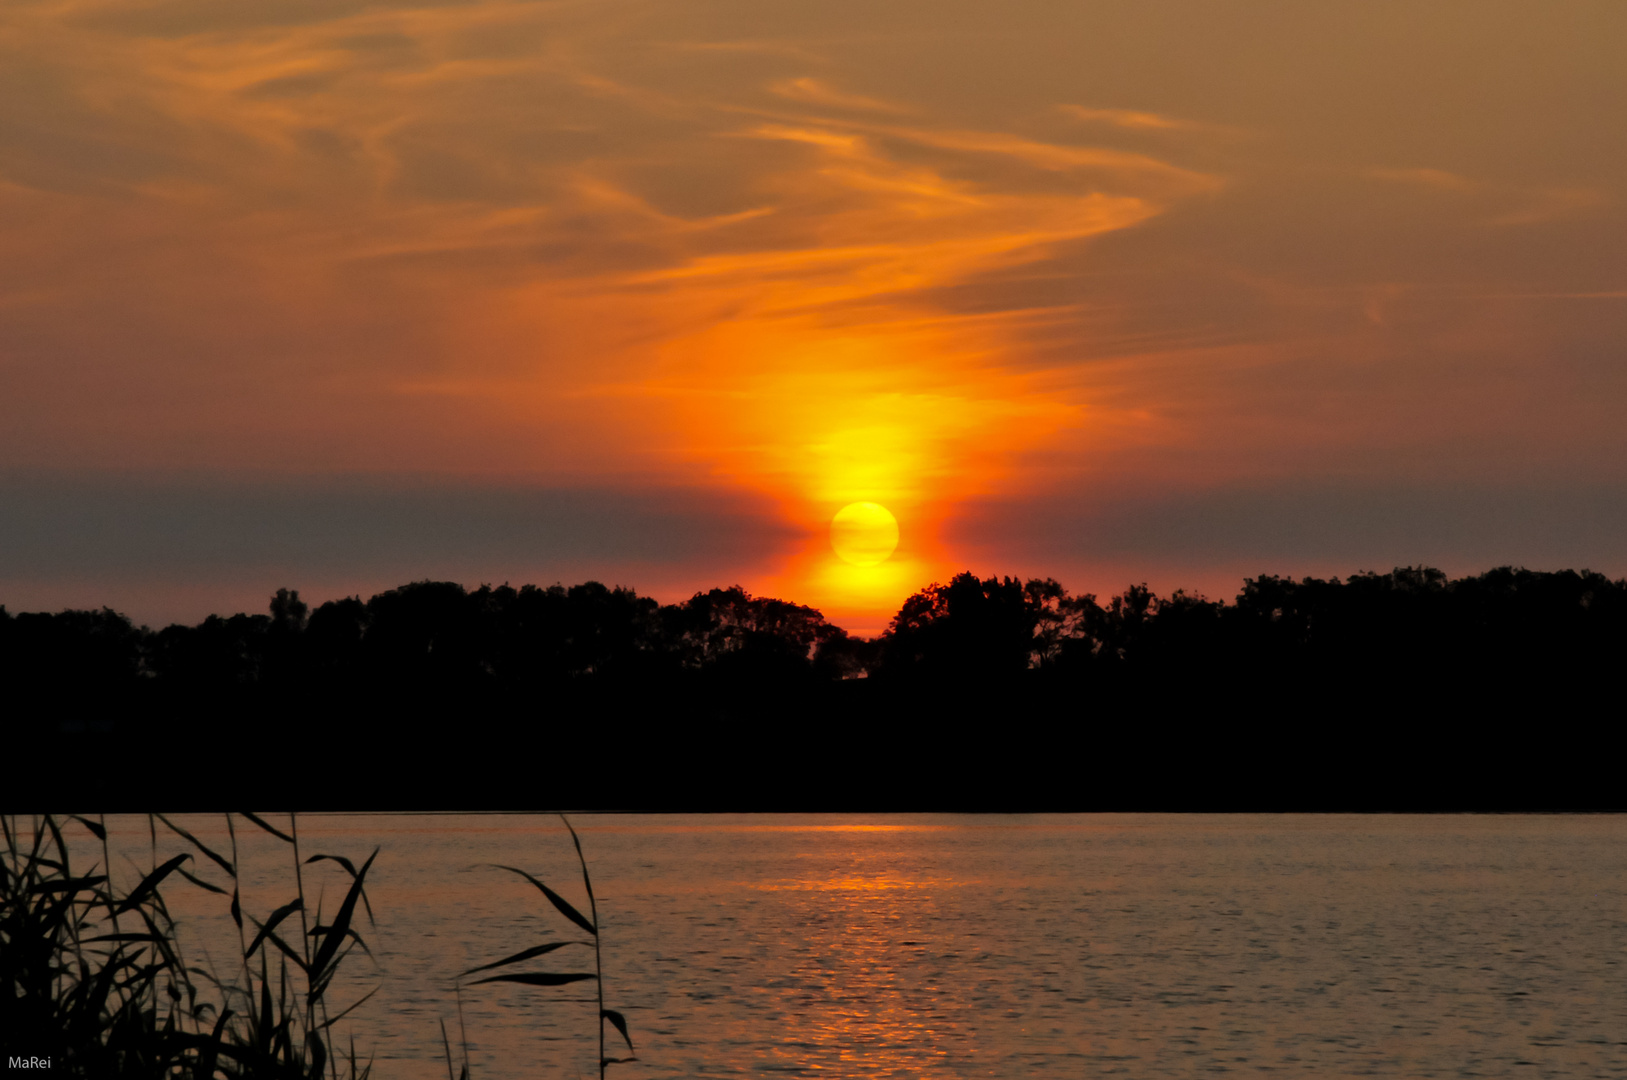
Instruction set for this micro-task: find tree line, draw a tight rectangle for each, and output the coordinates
[8,564,1625,810]
[6,564,1625,702]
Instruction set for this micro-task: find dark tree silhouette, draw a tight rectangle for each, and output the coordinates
[877,572,1037,682]
[8,563,1627,811]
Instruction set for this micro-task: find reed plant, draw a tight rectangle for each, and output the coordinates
[6,811,635,1079]
[456,814,635,1080]
[1,812,378,1080]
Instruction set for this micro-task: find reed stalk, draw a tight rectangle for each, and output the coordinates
[458,813,636,1079]
[1,812,378,1080]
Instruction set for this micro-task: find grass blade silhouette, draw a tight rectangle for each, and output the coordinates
[602,1009,634,1052]
[492,864,596,936]
[245,898,304,961]
[71,814,107,841]
[306,853,377,926]
[317,985,381,1032]
[178,866,229,895]
[240,810,296,844]
[156,813,236,878]
[114,853,191,915]
[310,848,377,985]
[467,972,597,987]
[459,941,588,978]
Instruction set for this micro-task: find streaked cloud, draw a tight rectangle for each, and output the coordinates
[1058,105,1198,131]
[769,76,909,114]
[1365,166,1477,192]
[1487,186,1609,227]
[1366,166,1609,227]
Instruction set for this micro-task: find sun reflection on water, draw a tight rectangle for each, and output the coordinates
[755,873,971,891]
[741,853,982,1077]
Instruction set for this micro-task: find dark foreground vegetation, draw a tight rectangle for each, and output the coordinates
[1,811,628,1079]
[1,811,380,1080]
[7,566,1626,811]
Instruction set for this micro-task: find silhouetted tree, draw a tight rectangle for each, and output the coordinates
[672,586,837,680]
[877,572,1037,682]
[305,594,370,683]
[148,612,271,689]
[269,587,308,631]
[811,627,879,681]
[2,607,148,718]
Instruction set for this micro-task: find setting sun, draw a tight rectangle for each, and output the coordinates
[830,502,900,566]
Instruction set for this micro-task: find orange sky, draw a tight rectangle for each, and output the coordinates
[4,0,1627,629]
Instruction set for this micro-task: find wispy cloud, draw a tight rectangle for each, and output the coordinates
[1365,166,1608,227]
[1059,105,1193,130]
[769,76,909,114]
[1366,166,1477,192]
[1487,186,1608,227]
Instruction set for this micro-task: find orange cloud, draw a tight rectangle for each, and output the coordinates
[1365,166,1478,192]
[1059,105,1193,130]
[1365,166,1609,227]
[768,77,909,114]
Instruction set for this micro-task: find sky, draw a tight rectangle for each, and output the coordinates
[3,0,1626,632]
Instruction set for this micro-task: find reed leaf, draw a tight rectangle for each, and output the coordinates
[45,815,70,872]
[309,848,377,986]
[84,932,165,943]
[493,864,597,936]
[253,952,273,1052]
[114,853,191,915]
[28,874,107,894]
[459,940,586,978]
[193,1006,233,1080]
[468,972,598,987]
[258,926,312,979]
[316,985,381,1032]
[602,1009,634,1051]
[307,1029,327,1080]
[244,898,304,960]
[71,814,107,841]
[306,853,376,926]
[310,922,374,963]
[345,1032,375,1080]
[157,813,236,879]
[178,866,229,895]
[239,810,296,844]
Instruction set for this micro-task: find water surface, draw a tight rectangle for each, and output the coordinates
[94,813,1627,1078]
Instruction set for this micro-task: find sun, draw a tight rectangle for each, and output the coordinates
[830,502,899,566]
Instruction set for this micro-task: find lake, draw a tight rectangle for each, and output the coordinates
[87,813,1627,1078]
